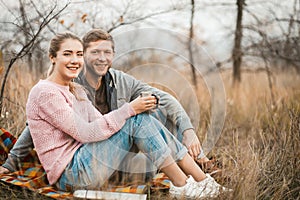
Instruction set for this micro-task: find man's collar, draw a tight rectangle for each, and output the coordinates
[104,69,116,88]
[77,69,116,89]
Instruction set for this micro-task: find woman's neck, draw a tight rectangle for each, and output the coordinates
[46,74,70,86]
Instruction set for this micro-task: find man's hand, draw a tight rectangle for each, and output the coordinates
[0,166,9,174]
[182,129,208,161]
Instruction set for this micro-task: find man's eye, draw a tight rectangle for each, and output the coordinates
[91,51,99,54]
[63,53,71,56]
[78,53,83,57]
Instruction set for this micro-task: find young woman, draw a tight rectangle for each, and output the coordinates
[26,32,228,199]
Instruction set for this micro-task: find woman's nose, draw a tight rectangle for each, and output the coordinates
[71,55,81,63]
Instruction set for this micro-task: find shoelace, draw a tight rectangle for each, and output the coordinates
[185,179,206,197]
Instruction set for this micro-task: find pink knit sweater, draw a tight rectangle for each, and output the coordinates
[26,80,135,185]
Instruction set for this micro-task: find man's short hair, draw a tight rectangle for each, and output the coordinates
[82,29,115,52]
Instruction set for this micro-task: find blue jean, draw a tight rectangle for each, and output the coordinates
[116,108,185,175]
[150,108,184,143]
[56,113,187,191]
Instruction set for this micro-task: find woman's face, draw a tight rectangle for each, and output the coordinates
[50,39,84,85]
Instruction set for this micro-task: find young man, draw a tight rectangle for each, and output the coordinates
[0,29,211,175]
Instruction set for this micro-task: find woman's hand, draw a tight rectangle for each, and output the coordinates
[130,95,157,115]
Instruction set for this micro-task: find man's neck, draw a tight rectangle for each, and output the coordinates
[85,71,103,90]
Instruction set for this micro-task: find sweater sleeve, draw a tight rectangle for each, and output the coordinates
[27,86,135,143]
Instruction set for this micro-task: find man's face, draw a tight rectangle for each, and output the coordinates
[84,40,114,77]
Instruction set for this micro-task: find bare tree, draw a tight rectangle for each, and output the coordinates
[0,2,69,116]
[238,1,299,69]
[56,0,184,36]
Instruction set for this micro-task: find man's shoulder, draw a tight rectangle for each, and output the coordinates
[109,68,136,81]
[109,68,123,76]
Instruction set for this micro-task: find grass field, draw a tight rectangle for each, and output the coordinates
[0,66,299,199]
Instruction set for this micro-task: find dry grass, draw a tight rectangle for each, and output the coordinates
[0,66,300,199]
[0,181,52,200]
[207,70,300,200]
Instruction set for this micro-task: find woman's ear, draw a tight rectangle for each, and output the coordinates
[49,55,55,65]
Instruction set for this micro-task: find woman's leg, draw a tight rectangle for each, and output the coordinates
[176,153,206,182]
[57,112,211,192]
[56,113,188,191]
[128,114,188,168]
[126,114,230,198]
[56,130,134,191]
[127,114,206,186]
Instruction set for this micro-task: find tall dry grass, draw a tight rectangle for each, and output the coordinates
[0,63,42,136]
[0,65,299,199]
[205,70,300,200]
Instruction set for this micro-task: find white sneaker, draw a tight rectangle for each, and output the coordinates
[170,175,208,199]
[197,174,233,198]
[169,174,232,199]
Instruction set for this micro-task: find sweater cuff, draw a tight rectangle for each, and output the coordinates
[126,103,136,116]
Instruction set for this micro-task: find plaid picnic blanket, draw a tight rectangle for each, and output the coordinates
[0,128,170,199]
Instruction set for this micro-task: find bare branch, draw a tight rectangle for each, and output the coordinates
[109,1,132,31]
[275,18,300,24]
[0,2,70,115]
[107,9,179,33]
[29,0,57,34]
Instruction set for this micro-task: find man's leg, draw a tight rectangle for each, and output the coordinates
[2,126,35,172]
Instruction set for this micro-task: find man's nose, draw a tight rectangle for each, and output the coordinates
[98,51,106,60]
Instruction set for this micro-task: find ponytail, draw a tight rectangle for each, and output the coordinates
[47,64,54,77]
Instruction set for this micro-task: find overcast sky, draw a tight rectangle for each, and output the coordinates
[0,0,296,65]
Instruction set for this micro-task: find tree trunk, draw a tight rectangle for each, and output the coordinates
[232,0,245,85]
[188,0,197,88]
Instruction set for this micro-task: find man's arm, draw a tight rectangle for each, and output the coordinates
[112,69,205,159]
[1,126,34,172]
[113,69,194,133]
[131,75,204,159]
